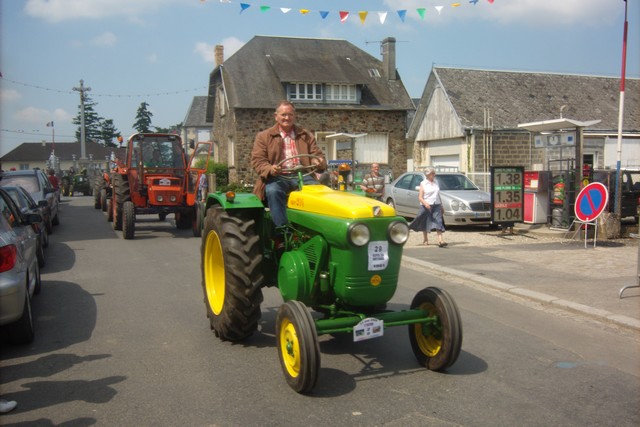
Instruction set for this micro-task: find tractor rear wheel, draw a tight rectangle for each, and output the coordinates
[193,201,203,237]
[409,287,462,371]
[175,211,192,229]
[201,206,263,341]
[93,182,103,209]
[276,300,320,393]
[112,174,130,231]
[106,198,113,222]
[100,188,108,212]
[122,201,136,240]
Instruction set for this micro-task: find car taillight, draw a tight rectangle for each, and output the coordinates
[0,244,17,273]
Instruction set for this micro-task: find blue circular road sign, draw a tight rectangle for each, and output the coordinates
[574,182,609,222]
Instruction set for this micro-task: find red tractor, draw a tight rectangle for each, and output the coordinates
[110,133,210,239]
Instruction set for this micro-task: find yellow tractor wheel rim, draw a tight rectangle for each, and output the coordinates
[279,318,301,378]
[204,230,225,315]
[414,302,442,357]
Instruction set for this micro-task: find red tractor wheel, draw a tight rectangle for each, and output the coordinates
[122,201,136,240]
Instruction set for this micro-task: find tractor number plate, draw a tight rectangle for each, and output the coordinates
[368,241,389,271]
[353,318,384,342]
[159,178,171,186]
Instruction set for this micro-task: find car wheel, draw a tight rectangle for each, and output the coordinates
[386,198,396,209]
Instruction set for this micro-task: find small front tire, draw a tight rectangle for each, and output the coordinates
[122,201,136,239]
[276,300,320,394]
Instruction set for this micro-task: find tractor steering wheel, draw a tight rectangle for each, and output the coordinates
[277,154,323,177]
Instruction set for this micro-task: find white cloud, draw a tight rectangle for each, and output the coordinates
[0,88,21,103]
[24,0,181,23]
[14,106,72,124]
[383,0,619,26]
[91,32,117,47]
[194,37,245,63]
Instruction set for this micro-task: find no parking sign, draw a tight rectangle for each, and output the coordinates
[574,182,609,222]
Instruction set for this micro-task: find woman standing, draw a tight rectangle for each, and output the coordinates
[409,167,447,247]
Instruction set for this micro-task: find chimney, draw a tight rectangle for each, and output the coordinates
[381,37,397,80]
[215,44,224,67]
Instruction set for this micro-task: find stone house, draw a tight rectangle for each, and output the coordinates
[205,35,415,184]
[408,67,640,184]
[181,96,212,156]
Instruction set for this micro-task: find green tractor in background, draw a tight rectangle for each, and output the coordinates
[200,155,462,393]
[61,168,91,197]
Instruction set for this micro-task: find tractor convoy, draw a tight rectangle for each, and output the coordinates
[93,133,210,239]
[199,155,463,393]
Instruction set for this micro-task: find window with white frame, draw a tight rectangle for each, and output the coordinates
[354,133,388,164]
[288,83,323,101]
[326,84,357,102]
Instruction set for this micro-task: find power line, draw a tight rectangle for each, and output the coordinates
[0,76,207,98]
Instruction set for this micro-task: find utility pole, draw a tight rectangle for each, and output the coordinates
[72,79,91,159]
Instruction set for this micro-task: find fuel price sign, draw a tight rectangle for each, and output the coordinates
[491,166,524,224]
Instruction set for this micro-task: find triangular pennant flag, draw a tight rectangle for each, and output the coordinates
[219,0,231,3]
[239,3,250,13]
[280,8,291,13]
[470,0,479,4]
[319,11,329,19]
[358,11,368,25]
[299,9,310,15]
[260,6,270,12]
[339,11,349,23]
[417,8,426,19]
[488,0,494,3]
[435,6,444,15]
[452,3,461,7]
[378,11,387,24]
[397,9,407,22]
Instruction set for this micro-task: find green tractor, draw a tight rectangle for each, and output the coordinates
[200,155,462,393]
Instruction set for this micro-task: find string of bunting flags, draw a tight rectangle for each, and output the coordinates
[201,0,495,24]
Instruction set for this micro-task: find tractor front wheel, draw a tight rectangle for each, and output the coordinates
[276,300,320,393]
[106,198,113,222]
[201,207,263,341]
[122,201,136,240]
[409,287,462,371]
[100,188,108,212]
[193,201,204,237]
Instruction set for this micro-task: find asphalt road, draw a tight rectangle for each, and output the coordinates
[1,196,639,426]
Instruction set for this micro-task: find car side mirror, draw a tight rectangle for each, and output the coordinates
[22,212,43,225]
[44,187,56,194]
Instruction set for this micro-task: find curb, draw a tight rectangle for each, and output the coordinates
[401,256,640,332]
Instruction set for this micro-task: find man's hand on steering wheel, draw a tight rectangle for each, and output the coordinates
[276,154,323,177]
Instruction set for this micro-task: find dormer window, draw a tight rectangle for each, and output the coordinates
[288,83,323,101]
[287,82,358,104]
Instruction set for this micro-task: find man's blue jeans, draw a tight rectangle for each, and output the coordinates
[265,175,316,227]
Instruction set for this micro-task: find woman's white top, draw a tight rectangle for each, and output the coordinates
[420,178,441,205]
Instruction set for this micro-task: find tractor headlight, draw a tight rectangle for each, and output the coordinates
[157,195,164,202]
[170,195,177,202]
[348,223,370,247]
[388,221,409,245]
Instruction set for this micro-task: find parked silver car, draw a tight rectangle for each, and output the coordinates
[0,188,42,344]
[383,171,492,225]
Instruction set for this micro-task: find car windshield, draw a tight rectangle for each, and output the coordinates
[0,175,40,193]
[436,174,478,191]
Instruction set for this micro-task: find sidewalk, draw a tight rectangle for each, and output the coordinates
[401,223,640,331]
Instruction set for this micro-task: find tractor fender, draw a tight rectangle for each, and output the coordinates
[205,192,264,211]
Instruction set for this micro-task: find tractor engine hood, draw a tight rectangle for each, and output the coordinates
[287,185,396,219]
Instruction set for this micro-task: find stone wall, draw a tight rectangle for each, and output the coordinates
[473,130,544,170]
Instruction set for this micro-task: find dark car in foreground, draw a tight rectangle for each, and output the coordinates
[383,171,492,225]
[0,188,42,344]
[0,169,59,233]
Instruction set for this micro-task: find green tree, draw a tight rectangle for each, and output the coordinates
[99,119,121,147]
[133,102,153,133]
[154,122,182,134]
[73,94,104,143]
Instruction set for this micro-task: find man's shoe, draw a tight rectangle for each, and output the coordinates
[0,399,17,413]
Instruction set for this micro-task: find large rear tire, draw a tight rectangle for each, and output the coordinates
[123,200,136,240]
[112,174,130,231]
[106,198,113,222]
[276,300,320,393]
[201,207,263,341]
[100,188,108,212]
[409,287,462,371]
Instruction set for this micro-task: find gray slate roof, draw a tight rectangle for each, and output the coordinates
[1,141,120,163]
[183,96,210,127]
[210,35,414,111]
[412,67,639,135]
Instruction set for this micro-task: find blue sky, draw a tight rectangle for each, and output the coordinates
[1,0,639,157]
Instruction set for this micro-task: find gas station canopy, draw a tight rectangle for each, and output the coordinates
[517,118,601,133]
